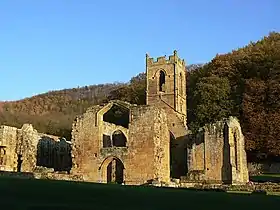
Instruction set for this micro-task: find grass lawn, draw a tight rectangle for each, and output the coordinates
[250,173,280,183]
[228,191,280,196]
[1,177,280,210]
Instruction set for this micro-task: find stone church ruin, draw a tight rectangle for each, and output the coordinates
[0,51,249,185]
[0,124,72,173]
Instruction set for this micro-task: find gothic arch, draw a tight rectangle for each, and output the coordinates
[99,156,125,184]
[112,130,127,147]
[152,68,167,78]
[96,101,130,128]
[152,69,167,92]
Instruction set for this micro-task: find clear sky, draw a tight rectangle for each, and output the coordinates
[0,0,279,101]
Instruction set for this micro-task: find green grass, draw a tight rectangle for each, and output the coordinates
[250,173,280,183]
[228,191,280,196]
[263,174,280,178]
[1,177,280,210]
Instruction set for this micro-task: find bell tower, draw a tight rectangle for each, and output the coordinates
[146,50,187,125]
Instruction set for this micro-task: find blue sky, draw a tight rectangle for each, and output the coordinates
[0,0,279,101]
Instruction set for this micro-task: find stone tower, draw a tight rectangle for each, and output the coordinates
[146,50,188,178]
[146,50,187,126]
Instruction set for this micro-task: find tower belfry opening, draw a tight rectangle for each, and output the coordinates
[159,70,166,92]
[146,50,187,124]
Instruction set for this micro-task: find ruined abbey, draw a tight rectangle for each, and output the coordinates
[0,51,249,185]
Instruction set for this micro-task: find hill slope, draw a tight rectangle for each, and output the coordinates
[0,83,125,139]
[0,73,147,140]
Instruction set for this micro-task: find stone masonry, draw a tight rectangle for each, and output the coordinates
[0,124,71,173]
[186,117,249,184]
[71,101,170,185]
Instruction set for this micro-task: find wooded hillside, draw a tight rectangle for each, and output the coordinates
[188,32,280,160]
[0,32,279,160]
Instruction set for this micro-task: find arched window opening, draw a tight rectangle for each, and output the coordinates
[159,70,166,92]
[234,131,238,171]
[112,130,127,147]
[103,104,129,128]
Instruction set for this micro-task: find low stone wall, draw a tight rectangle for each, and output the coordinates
[248,162,280,175]
[182,183,280,192]
[0,171,35,179]
[34,172,83,182]
[0,170,83,182]
[145,179,280,192]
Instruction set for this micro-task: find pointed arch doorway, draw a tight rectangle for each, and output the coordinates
[100,156,125,184]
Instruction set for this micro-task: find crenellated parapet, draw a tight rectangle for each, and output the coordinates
[146,50,186,67]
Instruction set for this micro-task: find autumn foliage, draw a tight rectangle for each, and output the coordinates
[188,32,280,159]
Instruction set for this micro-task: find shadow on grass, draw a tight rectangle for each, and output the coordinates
[250,174,280,183]
[0,176,280,210]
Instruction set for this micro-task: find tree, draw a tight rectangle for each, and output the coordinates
[189,75,232,132]
[188,32,280,157]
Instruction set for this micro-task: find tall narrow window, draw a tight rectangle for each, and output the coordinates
[159,70,166,92]
[234,131,238,171]
[179,73,183,95]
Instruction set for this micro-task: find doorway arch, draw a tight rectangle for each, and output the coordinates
[99,156,125,184]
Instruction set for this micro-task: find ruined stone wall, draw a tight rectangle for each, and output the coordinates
[71,106,103,180]
[71,103,132,181]
[203,122,225,182]
[125,105,170,184]
[192,132,205,171]
[144,94,189,179]
[0,126,18,171]
[0,124,42,172]
[0,124,70,174]
[16,124,39,172]
[226,117,249,184]
[71,102,170,185]
[152,107,170,182]
[188,117,249,184]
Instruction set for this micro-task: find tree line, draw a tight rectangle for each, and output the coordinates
[187,32,280,161]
